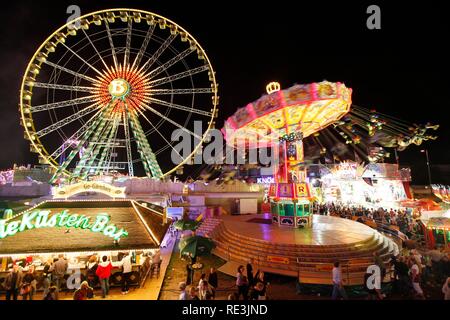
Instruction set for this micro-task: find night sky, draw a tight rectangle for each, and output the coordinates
[0,1,448,184]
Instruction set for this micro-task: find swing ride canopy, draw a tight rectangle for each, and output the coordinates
[222,81,352,148]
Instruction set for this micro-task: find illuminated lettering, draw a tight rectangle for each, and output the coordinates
[35,210,51,228]
[65,214,79,227]
[18,211,38,232]
[57,210,70,227]
[0,210,128,240]
[75,216,91,229]
[91,215,110,232]
[6,221,20,236]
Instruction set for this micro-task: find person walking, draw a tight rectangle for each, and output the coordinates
[41,258,53,299]
[410,258,425,299]
[4,264,23,300]
[96,255,113,299]
[236,265,248,300]
[51,254,68,292]
[208,267,218,299]
[331,261,348,300]
[21,265,37,300]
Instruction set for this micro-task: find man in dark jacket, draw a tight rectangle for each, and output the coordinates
[208,267,218,298]
[246,259,254,286]
[4,264,23,300]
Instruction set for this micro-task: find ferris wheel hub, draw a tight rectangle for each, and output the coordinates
[108,78,131,99]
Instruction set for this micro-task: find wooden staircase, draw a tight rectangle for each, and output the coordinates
[208,220,398,285]
[196,217,223,237]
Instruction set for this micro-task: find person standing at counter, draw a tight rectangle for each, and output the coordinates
[96,256,112,298]
[51,254,68,292]
[4,264,23,300]
[119,253,132,295]
[21,265,37,300]
[42,258,53,299]
[86,255,98,292]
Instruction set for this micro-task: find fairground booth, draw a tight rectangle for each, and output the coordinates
[0,181,171,292]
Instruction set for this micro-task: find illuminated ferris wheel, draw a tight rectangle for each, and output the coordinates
[19,8,218,182]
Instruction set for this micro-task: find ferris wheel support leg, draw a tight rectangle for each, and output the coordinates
[71,103,115,179]
[49,108,108,183]
[76,117,115,179]
[128,111,163,179]
[92,116,121,177]
[123,110,134,177]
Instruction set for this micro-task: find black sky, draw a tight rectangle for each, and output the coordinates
[0,0,448,184]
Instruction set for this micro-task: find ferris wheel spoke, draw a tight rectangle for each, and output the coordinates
[145,47,196,80]
[83,117,120,178]
[147,97,212,117]
[104,19,119,70]
[60,42,105,78]
[43,60,100,84]
[131,23,156,70]
[124,18,133,67]
[140,102,202,140]
[73,112,115,177]
[36,102,101,138]
[148,65,209,87]
[134,107,185,162]
[138,33,177,74]
[30,95,98,112]
[154,144,171,156]
[80,28,111,72]
[32,82,96,93]
[122,110,134,177]
[49,107,104,160]
[148,88,214,95]
[128,110,163,178]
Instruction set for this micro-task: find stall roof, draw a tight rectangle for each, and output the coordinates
[0,200,170,255]
[425,217,450,230]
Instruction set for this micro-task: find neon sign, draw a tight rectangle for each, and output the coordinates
[53,181,126,199]
[257,176,275,184]
[0,210,128,240]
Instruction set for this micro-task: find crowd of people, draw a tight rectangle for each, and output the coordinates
[233,260,270,300]
[178,266,219,300]
[315,202,422,237]
[329,246,450,300]
[3,252,137,300]
[178,259,270,300]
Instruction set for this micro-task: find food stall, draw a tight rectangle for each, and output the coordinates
[0,199,170,291]
[422,217,450,251]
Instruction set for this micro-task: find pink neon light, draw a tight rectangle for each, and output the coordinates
[246,103,257,120]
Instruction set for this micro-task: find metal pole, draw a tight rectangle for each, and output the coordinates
[425,149,432,186]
